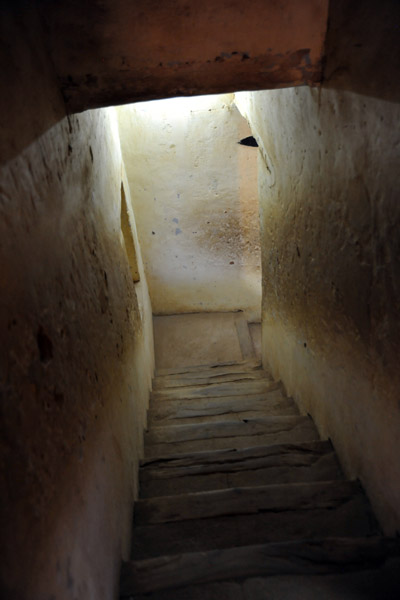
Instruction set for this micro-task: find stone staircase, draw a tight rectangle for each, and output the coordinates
[120,361,400,599]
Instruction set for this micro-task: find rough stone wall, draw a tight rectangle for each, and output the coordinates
[0,106,154,599]
[236,60,400,532]
[117,94,261,320]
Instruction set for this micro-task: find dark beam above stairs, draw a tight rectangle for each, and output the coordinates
[38,0,329,112]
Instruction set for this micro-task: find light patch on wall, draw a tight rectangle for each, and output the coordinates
[116,93,261,320]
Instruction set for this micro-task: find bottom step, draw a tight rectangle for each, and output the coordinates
[130,560,400,600]
[121,537,400,597]
[132,480,379,559]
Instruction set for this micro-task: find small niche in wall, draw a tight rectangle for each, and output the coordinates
[238,135,258,147]
[120,183,140,282]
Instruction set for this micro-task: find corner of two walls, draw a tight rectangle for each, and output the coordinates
[237,85,400,535]
[0,102,154,598]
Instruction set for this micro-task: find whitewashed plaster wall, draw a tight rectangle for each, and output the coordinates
[117,94,261,321]
[236,86,400,534]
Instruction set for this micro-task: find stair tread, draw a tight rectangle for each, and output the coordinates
[141,440,334,468]
[149,387,285,411]
[156,360,261,377]
[131,495,379,559]
[145,433,320,456]
[155,361,267,381]
[135,479,366,525]
[148,389,296,425]
[139,440,342,496]
[144,415,319,456]
[129,558,400,600]
[153,371,268,389]
[151,379,275,401]
[121,537,400,596]
[146,415,316,444]
[149,407,298,427]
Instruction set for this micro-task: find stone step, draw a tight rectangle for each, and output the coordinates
[139,440,342,497]
[131,481,379,559]
[135,479,365,525]
[152,370,268,389]
[151,379,275,402]
[127,558,400,600]
[156,360,261,377]
[121,537,400,597]
[155,365,265,382]
[148,388,296,426]
[149,405,297,427]
[144,415,319,457]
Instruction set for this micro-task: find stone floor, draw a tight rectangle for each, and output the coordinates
[153,312,261,370]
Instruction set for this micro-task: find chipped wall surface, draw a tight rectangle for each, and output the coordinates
[117,94,261,320]
[236,85,400,534]
[0,107,154,599]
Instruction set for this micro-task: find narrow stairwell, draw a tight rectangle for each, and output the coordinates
[121,359,400,599]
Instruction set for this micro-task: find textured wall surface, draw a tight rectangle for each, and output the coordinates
[236,81,400,533]
[118,94,261,320]
[0,107,154,599]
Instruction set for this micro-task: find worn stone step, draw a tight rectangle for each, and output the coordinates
[128,557,400,599]
[156,360,261,377]
[141,440,334,472]
[145,416,313,445]
[131,482,379,559]
[151,379,275,402]
[135,480,364,525]
[149,406,297,427]
[148,388,295,426]
[153,370,268,389]
[121,537,400,596]
[139,440,342,497]
[144,415,319,457]
[155,364,264,383]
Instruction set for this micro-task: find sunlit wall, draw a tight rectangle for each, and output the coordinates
[117,94,261,321]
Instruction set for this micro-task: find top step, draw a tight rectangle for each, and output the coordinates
[156,360,261,377]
